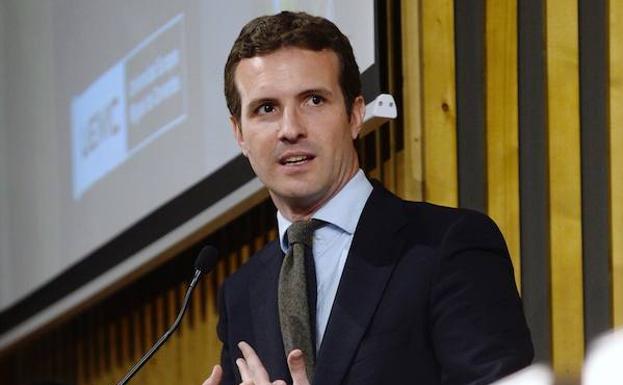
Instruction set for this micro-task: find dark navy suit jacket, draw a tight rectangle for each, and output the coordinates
[217,184,533,385]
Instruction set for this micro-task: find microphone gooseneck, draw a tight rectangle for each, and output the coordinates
[116,246,219,385]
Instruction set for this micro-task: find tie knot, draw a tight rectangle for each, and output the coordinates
[286,219,322,248]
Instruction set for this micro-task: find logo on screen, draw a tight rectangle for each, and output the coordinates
[71,13,187,199]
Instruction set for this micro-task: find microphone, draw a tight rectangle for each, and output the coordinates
[116,245,219,385]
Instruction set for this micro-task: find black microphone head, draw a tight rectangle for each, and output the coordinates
[195,245,219,274]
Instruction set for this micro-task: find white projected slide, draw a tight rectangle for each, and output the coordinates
[0,0,376,343]
[71,14,187,198]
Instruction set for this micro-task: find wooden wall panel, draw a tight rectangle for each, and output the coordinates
[107,320,121,385]
[610,0,623,328]
[485,0,521,286]
[545,0,584,376]
[155,297,168,384]
[164,286,180,385]
[384,1,400,195]
[119,314,131,385]
[141,301,156,385]
[420,0,458,206]
[203,276,221,383]
[401,0,424,201]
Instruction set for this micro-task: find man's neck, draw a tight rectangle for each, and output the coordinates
[272,168,360,222]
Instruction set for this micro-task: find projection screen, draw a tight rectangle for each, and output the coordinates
[0,0,381,346]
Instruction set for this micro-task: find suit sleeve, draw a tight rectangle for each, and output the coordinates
[429,211,534,385]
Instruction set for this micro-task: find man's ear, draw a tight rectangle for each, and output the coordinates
[349,96,365,140]
[230,116,248,157]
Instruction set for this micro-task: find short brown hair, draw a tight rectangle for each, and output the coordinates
[224,11,362,120]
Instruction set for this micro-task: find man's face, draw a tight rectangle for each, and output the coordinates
[231,47,364,217]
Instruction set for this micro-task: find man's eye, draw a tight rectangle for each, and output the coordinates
[256,104,275,114]
[309,95,324,105]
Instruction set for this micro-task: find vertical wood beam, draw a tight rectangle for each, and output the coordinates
[179,282,192,385]
[383,0,399,193]
[400,0,424,201]
[420,0,458,206]
[545,0,584,376]
[119,314,131,385]
[485,0,522,287]
[610,0,623,328]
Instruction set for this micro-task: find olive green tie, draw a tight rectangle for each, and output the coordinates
[278,219,322,381]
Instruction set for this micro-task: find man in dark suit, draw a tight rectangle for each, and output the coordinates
[204,11,533,385]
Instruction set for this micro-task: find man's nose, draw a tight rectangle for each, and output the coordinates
[278,107,306,142]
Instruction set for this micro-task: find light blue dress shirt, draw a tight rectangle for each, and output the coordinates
[277,169,373,351]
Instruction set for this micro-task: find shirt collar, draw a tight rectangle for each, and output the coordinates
[277,169,373,252]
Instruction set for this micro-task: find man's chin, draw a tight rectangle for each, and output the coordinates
[269,187,325,211]
[274,191,319,204]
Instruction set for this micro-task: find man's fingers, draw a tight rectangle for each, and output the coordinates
[238,341,270,381]
[287,349,310,385]
[202,365,223,385]
[236,357,252,382]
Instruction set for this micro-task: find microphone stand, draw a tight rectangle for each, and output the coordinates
[116,269,203,385]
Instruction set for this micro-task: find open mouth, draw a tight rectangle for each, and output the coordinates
[279,154,315,166]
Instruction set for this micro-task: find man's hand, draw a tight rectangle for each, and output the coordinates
[202,365,223,385]
[236,341,310,385]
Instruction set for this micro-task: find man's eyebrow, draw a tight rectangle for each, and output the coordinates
[246,97,277,113]
[301,88,333,97]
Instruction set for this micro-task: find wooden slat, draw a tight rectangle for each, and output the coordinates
[366,133,381,181]
[374,128,383,183]
[610,0,623,328]
[160,287,177,384]
[149,296,162,385]
[107,321,118,385]
[485,0,521,288]
[103,319,113,385]
[421,0,458,206]
[194,277,208,384]
[204,270,221,378]
[119,314,131,385]
[545,0,584,377]
[384,0,398,193]
[382,127,396,192]
[400,0,424,201]
[179,282,192,385]
[132,308,143,364]
[141,301,155,384]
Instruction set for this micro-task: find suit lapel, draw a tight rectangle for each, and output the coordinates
[249,242,290,381]
[314,185,407,385]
